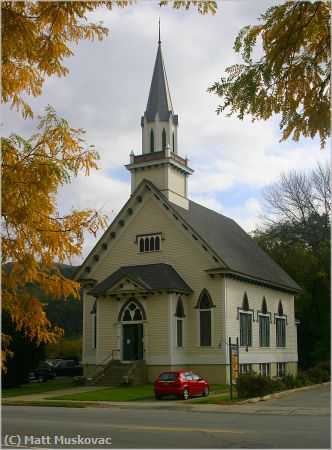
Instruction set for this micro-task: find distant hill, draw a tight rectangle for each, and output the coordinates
[3,263,82,339]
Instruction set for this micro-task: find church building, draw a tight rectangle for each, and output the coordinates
[75,38,300,384]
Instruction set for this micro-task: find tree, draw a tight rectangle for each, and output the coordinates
[254,163,330,367]
[1,0,217,370]
[208,2,330,148]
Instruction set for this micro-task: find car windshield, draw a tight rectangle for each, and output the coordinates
[158,372,178,381]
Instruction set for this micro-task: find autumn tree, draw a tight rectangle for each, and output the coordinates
[1,1,218,371]
[208,2,331,147]
[1,1,119,370]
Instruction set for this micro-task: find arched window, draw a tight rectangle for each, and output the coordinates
[172,131,175,151]
[155,236,160,250]
[261,297,268,314]
[91,301,97,349]
[198,290,213,346]
[122,301,143,322]
[175,298,185,347]
[144,237,150,252]
[162,128,166,151]
[139,238,144,253]
[276,300,286,347]
[259,297,270,347]
[137,234,162,252]
[240,293,252,347]
[242,292,249,311]
[150,237,155,251]
[150,129,154,153]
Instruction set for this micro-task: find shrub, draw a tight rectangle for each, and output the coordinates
[306,367,330,383]
[281,374,298,390]
[316,361,331,374]
[238,372,275,398]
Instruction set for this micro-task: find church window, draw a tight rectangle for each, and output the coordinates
[175,298,185,347]
[198,290,213,346]
[91,301,97,349]
[239,293,252,347]
[150,129,154,153]
[122,301,143,322]
[259,297,270,347]
[162,128,166,151]
[276,300,286,347]
[137,233,162,253]
[172,131,175,151]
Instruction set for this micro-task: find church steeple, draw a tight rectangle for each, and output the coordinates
[126,35,193,209]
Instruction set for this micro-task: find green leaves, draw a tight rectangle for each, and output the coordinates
[209,2,330,148]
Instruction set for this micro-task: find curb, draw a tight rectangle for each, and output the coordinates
[237,381,331,404]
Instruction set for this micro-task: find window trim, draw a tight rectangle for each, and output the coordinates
[276,316,287,347]
[258,313,270,348]
[137,233,162,253]
[259,363,270,377]
[239,310,253,347]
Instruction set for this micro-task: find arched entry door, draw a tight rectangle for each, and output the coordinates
[120,299,145,361]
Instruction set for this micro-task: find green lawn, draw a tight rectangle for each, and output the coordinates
[50,383,229,402]
[50,384,155,402]
[2,380,76,398]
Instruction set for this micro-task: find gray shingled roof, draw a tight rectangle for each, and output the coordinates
[145,44,174,122]
[88,263,193,296]
[171,199,301,292]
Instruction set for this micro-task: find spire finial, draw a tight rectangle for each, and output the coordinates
[158,18,161,45]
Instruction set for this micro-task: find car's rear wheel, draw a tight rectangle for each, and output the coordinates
[155,394,162,400]
[202,385,209,397]
[182,388,189,400]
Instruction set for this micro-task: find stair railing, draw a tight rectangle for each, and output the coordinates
[87,349,120,384]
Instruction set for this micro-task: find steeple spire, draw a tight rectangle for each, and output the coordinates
[144,41,175,122]
[158,18,161,45]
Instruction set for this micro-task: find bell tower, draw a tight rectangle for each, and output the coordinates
[126,28,193,209]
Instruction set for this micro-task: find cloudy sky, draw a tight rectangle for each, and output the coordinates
[3,1,329,264]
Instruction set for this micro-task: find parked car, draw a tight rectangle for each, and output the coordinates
[154,370,210,400]
[53,360,83,377]
[33,361,56,382]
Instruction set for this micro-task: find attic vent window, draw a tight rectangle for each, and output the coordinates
[137,233,162,253]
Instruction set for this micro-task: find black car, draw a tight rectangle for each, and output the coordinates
[33,361,56,382]
[53,360,83,377]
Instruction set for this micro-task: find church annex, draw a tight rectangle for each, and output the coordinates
[75,38,300,384]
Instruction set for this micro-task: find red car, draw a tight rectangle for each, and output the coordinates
[154,370,210,400]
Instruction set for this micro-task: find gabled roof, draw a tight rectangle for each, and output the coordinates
[145,44,174,122]
[170,199,301,292]
[88,263,193,296]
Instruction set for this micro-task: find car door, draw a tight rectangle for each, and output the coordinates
[190,372,204,395]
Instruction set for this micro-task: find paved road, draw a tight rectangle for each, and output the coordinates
[2,385,330,448]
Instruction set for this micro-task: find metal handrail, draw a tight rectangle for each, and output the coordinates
[87,349,120,382]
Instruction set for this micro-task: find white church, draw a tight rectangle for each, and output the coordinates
[75,37,300,384]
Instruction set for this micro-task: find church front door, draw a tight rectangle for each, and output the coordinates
[123,323,143,361]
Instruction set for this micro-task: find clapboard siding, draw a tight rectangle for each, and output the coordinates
[226,279,297,360]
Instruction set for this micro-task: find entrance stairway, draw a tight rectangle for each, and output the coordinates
[89,360,147,386]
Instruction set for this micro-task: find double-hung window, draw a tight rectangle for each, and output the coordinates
[240,312,252,347]
[276,317,286,347]
[277,362,286,377]
[259,314,270,347]
[259,363,270,376]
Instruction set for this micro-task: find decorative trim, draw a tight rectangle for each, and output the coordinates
[237,307,255,321]
[117,297,147,322]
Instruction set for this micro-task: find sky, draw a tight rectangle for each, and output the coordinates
[3,1,329,265]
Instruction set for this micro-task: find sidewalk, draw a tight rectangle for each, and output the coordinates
[2,382,330,417]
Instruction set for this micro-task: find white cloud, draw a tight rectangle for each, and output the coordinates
[3,1,329,264]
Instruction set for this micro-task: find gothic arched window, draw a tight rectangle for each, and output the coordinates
[150,129,154,153]
[198,290,213,346]
[240,293,252,347]
[276,300,286,347]
[175,298,185,347]
[91,301,97,349]
[259,297,270,347]
[162,128,166,151]
[122,301,143,322]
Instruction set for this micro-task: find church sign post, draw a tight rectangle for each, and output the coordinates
[229,337,239,399]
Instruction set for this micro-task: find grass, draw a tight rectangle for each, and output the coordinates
[50,383,229,403]
[2,380,76,398]
[50,384,155,402]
